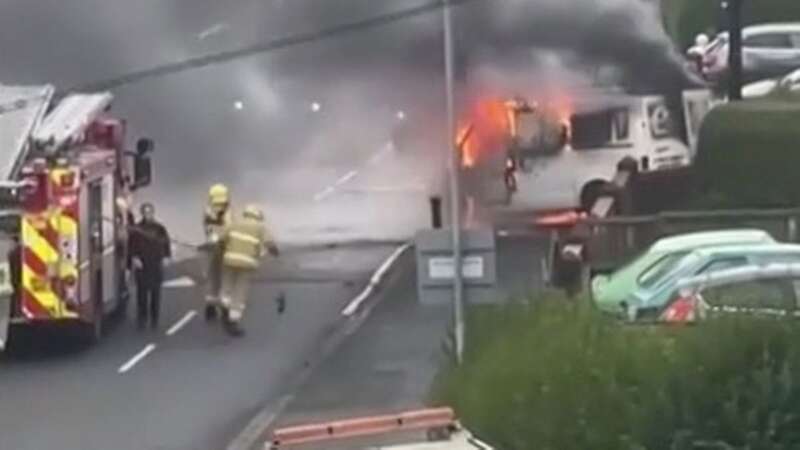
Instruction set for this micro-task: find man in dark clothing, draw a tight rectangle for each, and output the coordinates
[129,203,171,329]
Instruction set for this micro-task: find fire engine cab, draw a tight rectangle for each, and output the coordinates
[0,84,153,350]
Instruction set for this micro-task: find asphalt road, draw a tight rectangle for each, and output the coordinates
[0,244,402,450]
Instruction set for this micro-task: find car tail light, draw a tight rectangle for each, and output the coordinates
[660,296,697,323]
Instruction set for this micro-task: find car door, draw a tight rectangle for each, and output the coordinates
[700,278,797,318]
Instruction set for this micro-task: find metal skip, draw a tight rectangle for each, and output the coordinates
[415,228,497,306]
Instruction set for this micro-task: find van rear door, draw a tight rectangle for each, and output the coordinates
[681,89,714,157]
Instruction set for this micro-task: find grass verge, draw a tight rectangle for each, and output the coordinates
[434,294,800,449]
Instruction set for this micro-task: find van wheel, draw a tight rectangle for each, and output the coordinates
[580,181,610,212]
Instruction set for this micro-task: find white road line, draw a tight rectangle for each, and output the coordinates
[498,229,510,237]
[313,170,358,201]
[369,141,394,165]
[166,310,198,336]
[313,186,335,202]
[118,343,157,374]
[163,276,196,288]
[342,243,411,316]
[198,23,227,40]
[335,170,358,185]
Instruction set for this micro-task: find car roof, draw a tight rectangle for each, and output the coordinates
[694,242,800,258]
[649,229,774,253]
[714,23,800,40]
[744,22,800,36]
[677,262,800,291]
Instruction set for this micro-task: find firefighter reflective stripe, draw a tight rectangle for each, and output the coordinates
[223,252,259,269]
[222,221,265,270]
[229,231,260,244]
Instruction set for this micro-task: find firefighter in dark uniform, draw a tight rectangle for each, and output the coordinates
[129,202,171,329]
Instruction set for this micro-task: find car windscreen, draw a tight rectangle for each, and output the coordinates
[636,251,691,289]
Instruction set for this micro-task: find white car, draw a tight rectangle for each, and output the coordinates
[700,23,800,81]
[742,68,800,98]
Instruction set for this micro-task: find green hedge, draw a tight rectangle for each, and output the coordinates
[435,296,800,450]
[694,100,800,208]
[662,0,800,50]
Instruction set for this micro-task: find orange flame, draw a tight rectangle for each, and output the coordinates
[455,97,510,168]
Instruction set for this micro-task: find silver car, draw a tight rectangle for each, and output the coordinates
[700,23,800,82]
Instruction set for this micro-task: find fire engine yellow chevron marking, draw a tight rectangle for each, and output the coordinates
[21,216,77,319]
[50,211,77,237]
[22,265,60,316]
[22,217,58,264]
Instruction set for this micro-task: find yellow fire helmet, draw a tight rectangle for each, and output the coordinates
[243,204,264,221]
[208,183,229,205]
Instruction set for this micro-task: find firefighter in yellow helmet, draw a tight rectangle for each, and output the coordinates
[202,183,232,321]
[219,204,279,336]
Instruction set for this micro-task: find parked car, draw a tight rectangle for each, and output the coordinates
[742,67,800,98]
[591,229,776,313]
[620,243,800,320]
[654,263,800,323]
[700,23,800,82]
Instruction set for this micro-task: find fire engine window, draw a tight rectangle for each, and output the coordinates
[570,110,612,150]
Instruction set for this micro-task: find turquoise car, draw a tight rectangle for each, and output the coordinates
[591,229,776,313]
[622,243,800,319]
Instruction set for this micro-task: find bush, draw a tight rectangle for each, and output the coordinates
[662,0,800,50]
[435,296,800,450]
[694,100,800,208]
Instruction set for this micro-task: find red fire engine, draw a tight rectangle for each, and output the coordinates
[0,84,153,349]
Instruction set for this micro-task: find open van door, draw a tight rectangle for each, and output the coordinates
[681,89,714,158]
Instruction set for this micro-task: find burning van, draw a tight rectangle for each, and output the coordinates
[462,88,713,211]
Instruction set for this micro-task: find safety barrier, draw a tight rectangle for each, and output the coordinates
[268,407,458,449]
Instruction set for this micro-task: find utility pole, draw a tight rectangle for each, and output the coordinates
[443,0,464,364]
[726,0,744,101]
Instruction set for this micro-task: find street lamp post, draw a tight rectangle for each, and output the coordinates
[442,0,465,364]
[725,0,744,101]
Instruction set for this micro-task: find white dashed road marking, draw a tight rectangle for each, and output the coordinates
[118,343,157,374]
[163,276,196,288]
[166,310,198,336]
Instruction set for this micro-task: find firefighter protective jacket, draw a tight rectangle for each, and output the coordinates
[203,206,231,244]
[221,217,270,271]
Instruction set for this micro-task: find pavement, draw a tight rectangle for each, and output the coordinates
[245,233,549,450]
